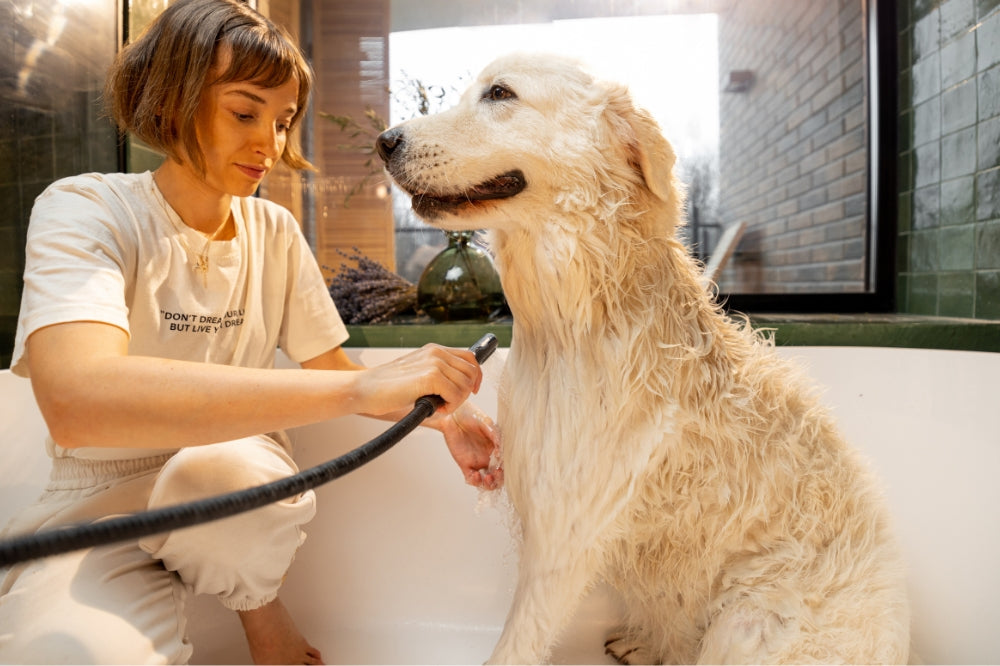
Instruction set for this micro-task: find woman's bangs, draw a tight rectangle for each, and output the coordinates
[217,29,299,90]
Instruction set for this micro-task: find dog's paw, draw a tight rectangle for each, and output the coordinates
[604,633,655,665]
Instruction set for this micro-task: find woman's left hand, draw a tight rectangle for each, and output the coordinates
[427,401,503,489]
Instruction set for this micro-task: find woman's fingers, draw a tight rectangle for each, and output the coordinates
[400,344,480,411]
[357,344,483,416]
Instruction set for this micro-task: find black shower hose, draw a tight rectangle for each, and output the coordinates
[0,333,499,568]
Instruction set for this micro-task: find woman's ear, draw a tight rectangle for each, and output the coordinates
[604,84,677,203]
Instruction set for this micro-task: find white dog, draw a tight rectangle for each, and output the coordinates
[377,54,910,664]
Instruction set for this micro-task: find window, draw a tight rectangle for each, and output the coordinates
[384,0,896,312]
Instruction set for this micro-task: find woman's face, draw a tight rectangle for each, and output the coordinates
[189,56,299,197]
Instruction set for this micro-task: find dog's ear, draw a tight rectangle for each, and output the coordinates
[604,84,677,203]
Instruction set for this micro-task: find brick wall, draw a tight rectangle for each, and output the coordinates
[716,0,868,294]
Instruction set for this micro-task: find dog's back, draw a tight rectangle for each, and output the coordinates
[599,329,910,663]
[496,254,910,662]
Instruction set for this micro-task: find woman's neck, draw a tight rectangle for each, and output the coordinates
[153,160,235,239]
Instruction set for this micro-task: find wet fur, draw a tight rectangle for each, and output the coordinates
[380,53,910,664]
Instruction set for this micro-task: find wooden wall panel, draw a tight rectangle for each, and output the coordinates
[260,0,394,273]
[312,0,394,271]
[259,0,304,228]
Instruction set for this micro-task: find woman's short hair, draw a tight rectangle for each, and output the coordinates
[105,0,314,172]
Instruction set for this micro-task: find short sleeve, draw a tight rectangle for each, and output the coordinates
[11,175,136,377]
[276,223,349,363]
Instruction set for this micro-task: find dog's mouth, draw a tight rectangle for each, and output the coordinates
[409,170,526,218]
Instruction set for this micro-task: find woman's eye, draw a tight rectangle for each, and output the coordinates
[484,84,515,102]
[234,112,255,122]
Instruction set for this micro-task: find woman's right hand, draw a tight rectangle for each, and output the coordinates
[351,344,483,417]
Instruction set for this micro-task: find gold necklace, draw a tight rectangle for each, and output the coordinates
[190,216,231,285]
[153,176,230,286]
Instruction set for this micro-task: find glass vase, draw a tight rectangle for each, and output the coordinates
[417,231,505,322]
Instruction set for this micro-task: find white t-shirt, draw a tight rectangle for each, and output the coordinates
[12,171,349,459]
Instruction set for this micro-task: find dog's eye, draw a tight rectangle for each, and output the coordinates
[484,84,516,102]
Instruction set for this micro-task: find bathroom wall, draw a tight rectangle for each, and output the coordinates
[3,1,999,369]
[0,0,120,367]
[897,0,1000,318]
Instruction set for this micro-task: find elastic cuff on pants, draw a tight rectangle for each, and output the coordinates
[220,587,280,612]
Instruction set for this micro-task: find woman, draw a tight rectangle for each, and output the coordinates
[0,1,500,663]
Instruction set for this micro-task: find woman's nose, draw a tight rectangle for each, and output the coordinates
[255,123,283,159]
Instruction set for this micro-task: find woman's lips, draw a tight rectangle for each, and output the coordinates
[236,163,267,180]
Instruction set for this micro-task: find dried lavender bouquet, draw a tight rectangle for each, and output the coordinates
[326,248,418,324]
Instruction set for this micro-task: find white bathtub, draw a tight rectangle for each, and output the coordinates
[1,346,998,664]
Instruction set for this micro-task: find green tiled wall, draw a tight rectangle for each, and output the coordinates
[0,2,119,368]
[897,0,1000,318]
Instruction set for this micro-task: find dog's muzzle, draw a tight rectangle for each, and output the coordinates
[376,127,526,219]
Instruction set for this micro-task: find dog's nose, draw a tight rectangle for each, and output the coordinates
[375,127,404,163]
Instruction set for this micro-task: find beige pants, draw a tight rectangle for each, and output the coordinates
[0,435,316,664]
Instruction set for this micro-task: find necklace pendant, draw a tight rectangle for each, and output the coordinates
[194,255,209,274]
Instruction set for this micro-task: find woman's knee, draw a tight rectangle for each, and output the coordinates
[151,437,296,505]
[139,437,316,605]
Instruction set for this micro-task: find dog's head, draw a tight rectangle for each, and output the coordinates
[376,53,681,233]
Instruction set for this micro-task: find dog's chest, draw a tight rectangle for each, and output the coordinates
[497,352,669,498]
[498,355,614,446]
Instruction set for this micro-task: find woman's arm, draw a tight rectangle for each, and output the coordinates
[27,321,482,450]
[299,346,363,371]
